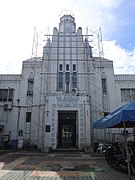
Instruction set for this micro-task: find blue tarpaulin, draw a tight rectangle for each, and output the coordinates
[93,100,135,129]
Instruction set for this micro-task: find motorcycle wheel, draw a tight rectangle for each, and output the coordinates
[105,150,118,168]
[117,161,128,174]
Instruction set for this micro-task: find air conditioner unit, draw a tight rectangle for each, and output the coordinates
[28,77,34,82]
[27,90,33,95]
[4,103,12,110]
[72,88,77,94]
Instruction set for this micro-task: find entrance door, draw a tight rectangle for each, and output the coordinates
[62,125,73,147]
[58,111,77,148]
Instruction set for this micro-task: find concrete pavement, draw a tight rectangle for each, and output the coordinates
[0,151,134,180]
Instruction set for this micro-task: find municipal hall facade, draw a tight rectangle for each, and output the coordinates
[0,14,135,150]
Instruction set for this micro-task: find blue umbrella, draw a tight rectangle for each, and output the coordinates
[93,100,135,129]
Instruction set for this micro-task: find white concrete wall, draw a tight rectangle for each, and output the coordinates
[0,75,20,141]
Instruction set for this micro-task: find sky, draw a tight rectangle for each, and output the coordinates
[0,0,135,74]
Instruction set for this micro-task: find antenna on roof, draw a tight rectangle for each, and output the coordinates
[59,9,74,17]
[31,26,38,59]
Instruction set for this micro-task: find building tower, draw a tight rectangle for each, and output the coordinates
[41,14,92,150]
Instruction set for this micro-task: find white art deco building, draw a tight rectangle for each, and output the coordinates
[0,14,135,150]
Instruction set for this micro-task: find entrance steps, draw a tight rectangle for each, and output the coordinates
[52,148,84,153]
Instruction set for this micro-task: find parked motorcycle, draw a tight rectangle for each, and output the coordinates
[105,141,135,175]
[105,142,128,173]
[127,141,135,175]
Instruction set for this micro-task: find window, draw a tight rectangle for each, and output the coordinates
[59,64,62,71]
[73,64,76,71]
[26,112,31,122]
[66,64,69,71]
[58,72,63,91]
[27,78,34,91]
[132,89,135,99]
[65,72,70,83]
[72,72,77,88]
[18,130,23,136]
[102,78,107,94]
[46,125,50,132]
[3,90,8,101]
[65,72,70,93]
[26,123,30,133]
[8,89,13,101]
[27,78,34,95]
[0,89,13,102]
[66,83,69,93]
[121,89,135,102]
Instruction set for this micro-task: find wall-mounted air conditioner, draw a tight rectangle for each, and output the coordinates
[3,103,12,110]
[27,90,33,95]
[71,88,77,94]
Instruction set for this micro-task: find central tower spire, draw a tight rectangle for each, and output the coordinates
[59,14,76,34]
